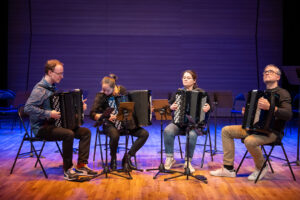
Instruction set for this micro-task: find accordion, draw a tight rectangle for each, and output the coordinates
[173,89,208,126]
[49,89,84,129]
[115,90,152,128]
[242,90,279,135]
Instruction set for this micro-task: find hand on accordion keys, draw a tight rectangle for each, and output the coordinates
[93,107,114,127]
[258,97,270,110]
[50,110,61,119]
[170,103,178,111]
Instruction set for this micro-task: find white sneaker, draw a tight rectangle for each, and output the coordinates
[210,167,236,177]
[184,161,195,173]
[164,157,176,170]
[248,164,268,181]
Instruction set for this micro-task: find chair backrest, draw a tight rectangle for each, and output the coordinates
[292,94,300,109]
[18,105,30,134]
[12,91,31,108]
[232,93,246,110]
[0,89,16,107]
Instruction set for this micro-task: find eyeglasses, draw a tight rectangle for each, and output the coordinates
[52,71,64,76]
[263,70,279,75]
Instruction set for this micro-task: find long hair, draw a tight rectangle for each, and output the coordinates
[181,69,199,89]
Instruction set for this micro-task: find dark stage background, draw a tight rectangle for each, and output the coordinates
[7,0,285,113]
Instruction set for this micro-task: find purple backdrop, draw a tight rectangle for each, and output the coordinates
[7,0,283,114]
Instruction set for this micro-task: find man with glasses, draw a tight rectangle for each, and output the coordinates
[25,59,97,181]
[210,64,292,181]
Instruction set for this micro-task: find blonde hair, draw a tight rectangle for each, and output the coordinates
[101,76,121,96]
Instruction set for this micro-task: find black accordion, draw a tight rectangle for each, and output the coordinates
[115,90,152,128]
[173,89,208,126]
[49,89,84,129]
[242,90,279,135]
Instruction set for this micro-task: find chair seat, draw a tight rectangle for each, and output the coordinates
[0,108,18,114]
[231,109,242,114]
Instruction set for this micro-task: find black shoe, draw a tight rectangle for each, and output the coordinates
[122,154,137,170]
[110,158,117,171]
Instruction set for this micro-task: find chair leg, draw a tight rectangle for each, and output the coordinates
[93,131,98,162]
[30,140,48,178]
[177,136,183,159]
[281,144,296,181]
[35,141,46,168]
[99,133,104,168]
[255,146,275,184]
[261,146,274,173]
[207,128,213,162]
[10,134,27,174]
[55,141,63,158]
[201,133,208,168]
[236,150,248,174]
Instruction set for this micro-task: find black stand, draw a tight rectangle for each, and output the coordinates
[146,107,179,179]
[94,119,132,180]
[288,102,300,166]
[212,100,223,155]
[281,66,300,166]
[164,116,207,183]
[93,106,133,180]
[117,108,143,178]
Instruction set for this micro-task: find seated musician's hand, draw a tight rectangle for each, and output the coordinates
[202,103,210,112]
[258,97,270,110]
[242,107,245,115]
[170,103,178,111]
[50,110,61,119]
[109,114,117,123]
[82,99,87,111]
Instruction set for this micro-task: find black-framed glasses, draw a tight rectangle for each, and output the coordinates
[263,70,279,75]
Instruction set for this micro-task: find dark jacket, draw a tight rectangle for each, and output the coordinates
[90,85,127,120]
[267,87,292,136]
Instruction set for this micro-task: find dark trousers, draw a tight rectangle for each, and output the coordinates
[37,126,91,171]
[103,124,149,159]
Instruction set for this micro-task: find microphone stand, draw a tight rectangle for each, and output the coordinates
[94,118,131,180]
[146,107,180,179]
[164,115,207,183]
[117,107,143,178]
[212,100,223,155]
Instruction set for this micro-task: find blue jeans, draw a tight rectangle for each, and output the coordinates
[164,123,198,159]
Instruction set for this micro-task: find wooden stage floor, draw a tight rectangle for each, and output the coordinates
[0,118,300,200]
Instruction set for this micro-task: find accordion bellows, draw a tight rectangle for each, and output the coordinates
[242,90,279,135]
[50,89,84,130]
[173,89,208,126]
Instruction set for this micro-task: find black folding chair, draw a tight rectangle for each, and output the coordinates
[93,126,138,168]
[10,106,62,178]
[236,136,296,183]
[177,123,213,168]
